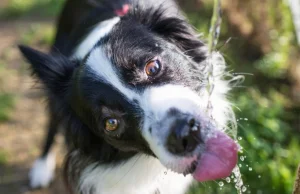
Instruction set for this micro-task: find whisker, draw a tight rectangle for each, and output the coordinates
[110,154,142,188]
[217,37,232,51]
[192,135,202,143]
[232,72,254,76]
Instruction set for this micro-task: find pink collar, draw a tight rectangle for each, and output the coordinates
[115,4,130,16]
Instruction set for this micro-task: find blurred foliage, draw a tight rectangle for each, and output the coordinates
[0,0,64,19]
[0,63,15,122]
[233,89,300,194]
[254,0,296,78]
[0,0,299,193]
[0,93,14,122]
[20,24,55,46]
[0,150,9,165]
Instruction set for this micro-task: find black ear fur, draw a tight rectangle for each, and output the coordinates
[18,45,77,95]
[128,7,207,63]
[151,17,207,63]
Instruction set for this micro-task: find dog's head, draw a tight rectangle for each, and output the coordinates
[19,7,238,182]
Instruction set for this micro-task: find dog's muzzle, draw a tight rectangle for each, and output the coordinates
[141,84,238,182]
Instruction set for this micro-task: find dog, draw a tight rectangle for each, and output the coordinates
[19,0,239,193]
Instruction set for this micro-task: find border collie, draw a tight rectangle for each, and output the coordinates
[19,0,238,193]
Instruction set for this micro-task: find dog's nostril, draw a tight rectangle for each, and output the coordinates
[188,118,195,127]
[188,118,200,132]
[182,138,188,150]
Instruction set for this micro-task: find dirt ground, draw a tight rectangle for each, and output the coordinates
[0,19,67,194]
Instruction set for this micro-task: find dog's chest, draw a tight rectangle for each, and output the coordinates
[79,155,193,194]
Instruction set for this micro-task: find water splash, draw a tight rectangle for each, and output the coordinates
[206,1,247,193]
[226,177,231,183]
[240,156,245,161]
[233,166,244,194]
[219,181,224,187]
[242,186,247,192]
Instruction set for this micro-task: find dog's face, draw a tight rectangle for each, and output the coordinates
[19,8,237,182]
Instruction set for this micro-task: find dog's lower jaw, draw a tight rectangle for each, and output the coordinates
[65,152,193,194]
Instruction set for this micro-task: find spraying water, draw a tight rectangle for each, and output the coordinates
[206,0,246,193]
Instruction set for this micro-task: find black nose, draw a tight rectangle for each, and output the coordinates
[167,116,201,155]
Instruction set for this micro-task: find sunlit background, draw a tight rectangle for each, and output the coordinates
[0,0,299,194]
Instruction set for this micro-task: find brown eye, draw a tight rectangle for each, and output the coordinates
[145,59,161,76]
[105,118,119,131]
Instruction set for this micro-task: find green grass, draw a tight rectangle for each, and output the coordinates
[0,150,9,165]
[20,23,55,46]
[0,93,15,122]
[0,62,15,122]
[0,0,64,19]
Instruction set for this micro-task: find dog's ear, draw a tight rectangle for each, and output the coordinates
[152,17,207,63]
[132,8,207,63]
[18,45,77,96]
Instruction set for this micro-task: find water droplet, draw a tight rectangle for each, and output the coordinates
[233,178,237,183]
[249,167,252,171]
[244,118,248,121]
[219,181,224,187]
[225,177,231,183]
[240,156,245,161]
[231,175,234,178]
[191,126,198,131]
[258,175,261,178]
[239,164,242,167]
[238,136,242,140]
[246,164,248,167]
[242,186,247,192]
[164,171,167,175]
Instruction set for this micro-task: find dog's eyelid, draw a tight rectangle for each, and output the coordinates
[99,106,125,119]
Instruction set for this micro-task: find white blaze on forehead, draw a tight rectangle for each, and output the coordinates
[86,47,137,101]
[72,17,120,59]
[141,85,203,119]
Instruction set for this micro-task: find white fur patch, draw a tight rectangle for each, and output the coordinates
[86,47,138,101]
[72,17,120,59]
[79,154,193,194]
[29,153,56,188]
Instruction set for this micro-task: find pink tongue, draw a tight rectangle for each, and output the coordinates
[193,131,238,182]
